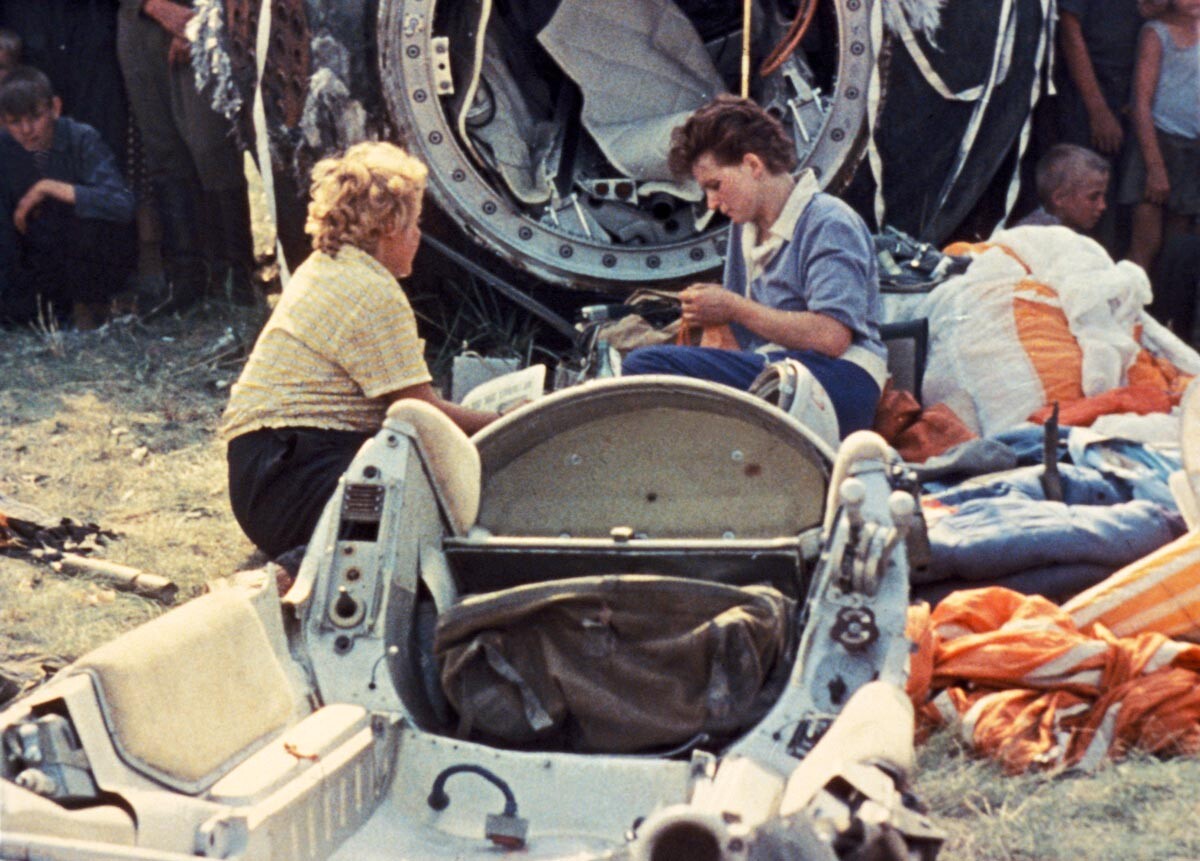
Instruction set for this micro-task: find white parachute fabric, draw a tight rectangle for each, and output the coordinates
[537,0,725,186]
[918,227,1182,437]
[920,246,1041,436]
[994,226,1151,396]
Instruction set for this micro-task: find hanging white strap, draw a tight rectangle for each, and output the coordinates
[456,0,494,168]
[1045,0,1058,95]
[866,0,887,229]
[1000,0,1056,228]
[253,0,291,284]
[928,0,1016,223]
[741,0,753,98]
[893,9,985,102]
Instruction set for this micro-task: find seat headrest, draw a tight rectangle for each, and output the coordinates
[385,399,481,535]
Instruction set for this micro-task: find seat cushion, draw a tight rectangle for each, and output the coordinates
[386,399,480,535]
[76,588,299,792]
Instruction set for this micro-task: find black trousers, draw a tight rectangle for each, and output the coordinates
[227,426,371,559]
[1,217,137,324]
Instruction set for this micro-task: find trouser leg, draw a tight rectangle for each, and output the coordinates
[152,177,209,312]
[168,46,256,303]
[202,186,258,304]
[118,9,207,314]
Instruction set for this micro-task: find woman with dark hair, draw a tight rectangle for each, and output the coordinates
[220,142,501,559]
[623,95,886,439]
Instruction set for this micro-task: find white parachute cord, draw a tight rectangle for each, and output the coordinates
[1045,0,1058,96]
[742,0,753,98]
[999,0,1055,230]
[456,0,494,169]
[893,9,984,102]
[253,0,290,284]
[866,0,887,229]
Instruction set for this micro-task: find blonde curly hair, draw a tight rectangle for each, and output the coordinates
[305,141,428,256]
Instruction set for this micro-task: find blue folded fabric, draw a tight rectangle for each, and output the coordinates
[918,497,1185,584]
[927,463,1131,507]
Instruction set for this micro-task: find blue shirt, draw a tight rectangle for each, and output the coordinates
[1146,20,1200,139]
[0,116,134,287]
[722,190,888,385]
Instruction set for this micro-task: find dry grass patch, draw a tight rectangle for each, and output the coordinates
[0,304,265,660]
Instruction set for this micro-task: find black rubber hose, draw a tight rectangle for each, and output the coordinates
[427,764,519,816]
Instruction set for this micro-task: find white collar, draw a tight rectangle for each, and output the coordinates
[740,169,820,294]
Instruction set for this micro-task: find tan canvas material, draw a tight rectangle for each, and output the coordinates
[474,380,831,539]
[385,399,481,535]
[76,588,299,791]
[435,575,794,752]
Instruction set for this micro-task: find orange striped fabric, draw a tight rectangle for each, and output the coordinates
[908,586,1200,772]
[1064,531,1200,642]
[1011,278,1085,407]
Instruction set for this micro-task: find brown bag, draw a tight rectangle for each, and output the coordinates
[435,576,795,752]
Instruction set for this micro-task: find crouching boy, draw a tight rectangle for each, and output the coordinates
[1017,143,1111,234]
[0,65,135,328]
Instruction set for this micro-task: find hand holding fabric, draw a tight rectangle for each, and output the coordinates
[679,283,737,328]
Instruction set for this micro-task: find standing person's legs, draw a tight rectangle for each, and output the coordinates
[1128,202,1164,272]
[117,10,208,311]
[1149,232,1200,344]
[170,62,256,303]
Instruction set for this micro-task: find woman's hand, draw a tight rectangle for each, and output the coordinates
[679,283,739,328]
[1145,163,1170,205]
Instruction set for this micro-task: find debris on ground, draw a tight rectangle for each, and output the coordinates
[0,492,177,603]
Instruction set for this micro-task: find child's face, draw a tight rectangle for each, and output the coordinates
[2,96,60,152]
[1175,0,1200,17]
[1053,169,1109,233]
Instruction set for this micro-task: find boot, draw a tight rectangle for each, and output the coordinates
[145,178,208,316]
[203,186,258,306]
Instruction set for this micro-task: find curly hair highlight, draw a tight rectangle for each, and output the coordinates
[305,141,428,256]
[667,94,797,180]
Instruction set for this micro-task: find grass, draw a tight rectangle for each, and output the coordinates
[0,303,265,660]
[2,297,1200,859]
[918,730,1200,859]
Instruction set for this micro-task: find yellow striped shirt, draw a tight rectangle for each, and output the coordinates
[220,245,431,440]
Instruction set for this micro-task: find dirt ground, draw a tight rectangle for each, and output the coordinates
[0,302,266,663]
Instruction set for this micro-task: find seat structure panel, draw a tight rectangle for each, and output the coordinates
[474,378,832,540]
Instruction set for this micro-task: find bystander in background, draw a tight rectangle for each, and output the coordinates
[117,0,255,312]
[0,29,20,81]
[0,66,136,329]
[1054,0,1169,257]
[1121,0,1200,343]
[1017,143,1111,233]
